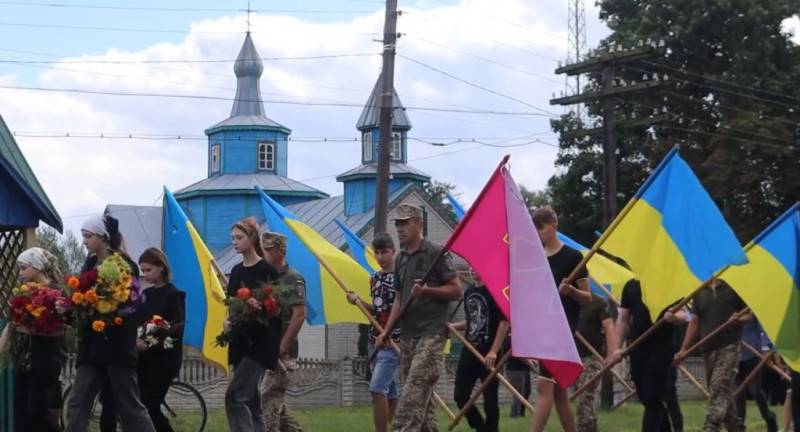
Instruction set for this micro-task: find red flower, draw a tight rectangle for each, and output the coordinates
[262,298,277,315]
[79,269,99,290]
[263,286,275,295]
[236,288,251,299]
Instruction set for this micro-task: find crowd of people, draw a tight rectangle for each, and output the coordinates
[3,203,800,432]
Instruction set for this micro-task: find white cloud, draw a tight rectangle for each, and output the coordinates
[0,0,610,235]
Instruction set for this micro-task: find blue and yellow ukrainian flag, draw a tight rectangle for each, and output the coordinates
[597,146,748,320]
[256,187,370,326]
[162,187,228,374]
[720,203,800,371]
[334,219,379,273]
[447,193,466,221]
[557,232,634,300]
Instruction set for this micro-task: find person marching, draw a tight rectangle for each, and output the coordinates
[346,232,401,432]
[376,203,462,432]
[675,278,749,432]
[609,279,687,432]
[452,268,508,432]
[6,247,68,432]
[223,217,280,432]
[734,316,778,432]
[574,293,615,432]
[258,231,306,432]
[64,214,155,432]
[530,206,591,432]
[136,248,186,432]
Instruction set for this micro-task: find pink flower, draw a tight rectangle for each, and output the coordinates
[246,297,260,309]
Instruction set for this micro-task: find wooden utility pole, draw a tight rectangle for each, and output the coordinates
[374,0,399,235]
[551,42,667,227]
[551,41,666,408]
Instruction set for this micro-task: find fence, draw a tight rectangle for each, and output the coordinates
[61,354,710,410]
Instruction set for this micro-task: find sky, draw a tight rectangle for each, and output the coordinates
[0,0,797,237]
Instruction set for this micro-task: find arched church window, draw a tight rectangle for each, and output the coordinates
[258,142,275,171]
[363,132,373,162]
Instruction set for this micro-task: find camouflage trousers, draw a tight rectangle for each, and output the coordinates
[575,356,602,432]
[391,334,445,432]
[703,342,744,432]
[259,358,303,432]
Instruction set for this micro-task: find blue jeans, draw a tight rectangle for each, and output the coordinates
[368,342,399,400]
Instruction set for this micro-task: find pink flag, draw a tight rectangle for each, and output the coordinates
[444,156,583,389]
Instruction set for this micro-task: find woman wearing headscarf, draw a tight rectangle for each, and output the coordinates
[62,214,155,432]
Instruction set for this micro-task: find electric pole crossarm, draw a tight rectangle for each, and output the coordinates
[556,46,664,76]
[559,114,670,139]
[550,80,666,106]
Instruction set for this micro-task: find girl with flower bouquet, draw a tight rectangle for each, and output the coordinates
[222,217,281,432]
[135,248,186,432]
[63,214,155,432]
[0,247,68,432]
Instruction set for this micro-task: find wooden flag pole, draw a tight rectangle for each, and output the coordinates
[447,350,513,430]
[742,342,791,381]
[612,388,639,410]
[733,352,773,398]
[675,308,750,361]
[447,324,535,413]
[574,331,635,394]
[571,279,710,400]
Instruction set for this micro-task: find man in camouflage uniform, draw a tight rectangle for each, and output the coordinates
[675,278,749,432]
[574,294,615,432]
[376,203,462,432]
[259,232,306,432]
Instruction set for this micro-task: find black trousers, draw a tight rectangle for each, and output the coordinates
[791,370,800,432]
[630,352,673,432]
[735,357,776,429]
[14,366,63,432]
[665,367,683,432]
[453,350,499,432]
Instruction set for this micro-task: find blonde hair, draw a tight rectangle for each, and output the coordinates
[231,217,264,257]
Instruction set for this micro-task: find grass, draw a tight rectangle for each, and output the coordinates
[179,400,787,432]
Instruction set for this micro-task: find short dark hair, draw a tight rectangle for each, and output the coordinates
[372,232,395,250]
[138,247,172,282]
[532,205,558,227]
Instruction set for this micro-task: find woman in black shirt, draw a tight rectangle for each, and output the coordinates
[63,214,155,432]
[223,217,280,432]
[137,248,186,432]
[9,247,67,432]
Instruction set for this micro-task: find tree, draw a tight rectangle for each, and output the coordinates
[62,230,86,275]
[519,185,551,210]
[549,0,800,242]
[425,179,458,221]
[35,227,86,277]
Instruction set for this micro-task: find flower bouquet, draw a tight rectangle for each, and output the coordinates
[138,315,176,349]
[2,282,70,367]
[66,253,144,335]
[215,284,282,347]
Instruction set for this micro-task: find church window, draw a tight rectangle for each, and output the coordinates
[258,142,275,171]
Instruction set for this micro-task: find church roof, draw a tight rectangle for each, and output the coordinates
[174,173,328,199]
[356,75,412,131]
[335,162,431,183]
[0,114,62,231]
[208,32,288,133]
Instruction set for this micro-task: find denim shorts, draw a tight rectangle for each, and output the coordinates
[368,342,399,400]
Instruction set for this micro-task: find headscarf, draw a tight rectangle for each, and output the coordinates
[16,247,50,271]
[81,214,120,241]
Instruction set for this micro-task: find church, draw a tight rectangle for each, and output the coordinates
[107,32,460,360]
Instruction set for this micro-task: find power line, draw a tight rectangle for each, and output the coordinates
[407,36,563,85]
[397,54,559,117]
[0,53,377,65]
[0,2,377,13]
[0,21,381,35]
[0,84,550,116]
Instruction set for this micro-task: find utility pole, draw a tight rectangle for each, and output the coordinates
[551,41,667,228]
[373,0,399,236]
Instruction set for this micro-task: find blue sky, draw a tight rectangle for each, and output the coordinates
[0,1,796,237]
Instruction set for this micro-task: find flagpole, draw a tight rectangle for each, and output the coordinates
[733,352,773,398]
[674,308,750,361]
[296,241,456,420]
[574,332,635,394]
[447,324,535,413]
[742,342,791,381]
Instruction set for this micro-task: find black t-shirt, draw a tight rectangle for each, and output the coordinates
[226,259,281,370]
[138,282,186,375]
[463,284,505,354]
[620,279,676,362]
[547,244,588,331]
[76,253,141,368]
[575,294,612,358]
[692,279,746,353]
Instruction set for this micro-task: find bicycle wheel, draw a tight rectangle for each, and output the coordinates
[162,381,207,432]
